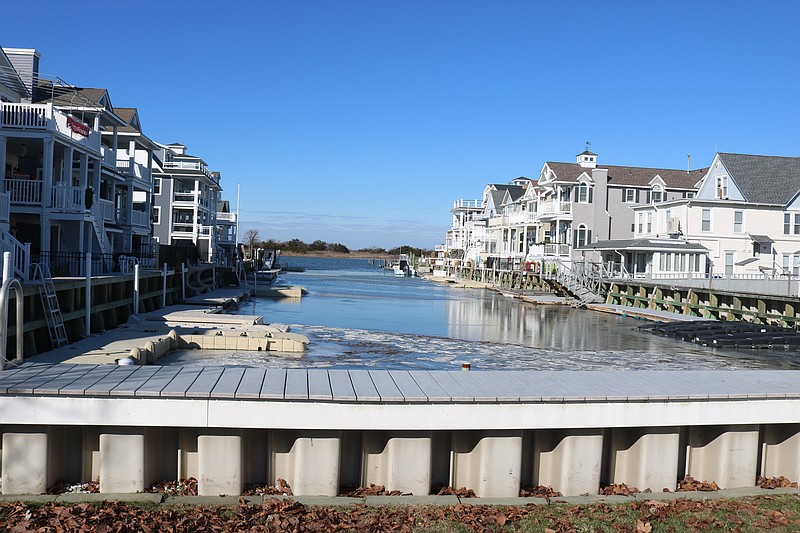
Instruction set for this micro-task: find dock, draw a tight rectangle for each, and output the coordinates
[0,365,798,498]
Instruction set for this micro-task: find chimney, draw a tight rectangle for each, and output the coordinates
[1,48,40,103]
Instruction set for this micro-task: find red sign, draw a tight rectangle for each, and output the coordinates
[67,116,90,137]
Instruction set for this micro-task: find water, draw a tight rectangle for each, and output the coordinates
[160,257,800,370]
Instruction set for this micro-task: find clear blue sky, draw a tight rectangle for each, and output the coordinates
[4,1,799,249]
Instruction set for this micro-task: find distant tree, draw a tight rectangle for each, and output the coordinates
[263,239,280,250]
[357,246,387,255]
[310,240,327,251]
[328,243,350,254]
[243,229,260,258]
[283,238,308,253]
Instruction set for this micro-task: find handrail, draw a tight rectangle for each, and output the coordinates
[0,277,24,370]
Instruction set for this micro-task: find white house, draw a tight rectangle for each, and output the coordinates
[628,153,800,277]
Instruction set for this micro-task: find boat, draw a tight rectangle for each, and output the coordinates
[241,248,281,287]
[386,253,415,277]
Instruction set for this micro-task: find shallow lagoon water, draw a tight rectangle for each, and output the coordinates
[160,257,800,370]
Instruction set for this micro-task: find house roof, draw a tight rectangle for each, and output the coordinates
[718,153,800,205]
[545,162,706,189]
[578,238,708,252]
[34,82,108,109]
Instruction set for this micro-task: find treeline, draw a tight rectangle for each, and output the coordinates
[251,237,429,256]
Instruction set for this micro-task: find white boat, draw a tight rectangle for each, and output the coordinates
[386,253,413,277]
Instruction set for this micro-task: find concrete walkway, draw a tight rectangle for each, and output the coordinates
[0,486,796,506]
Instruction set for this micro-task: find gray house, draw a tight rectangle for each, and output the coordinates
[536,150,706,259]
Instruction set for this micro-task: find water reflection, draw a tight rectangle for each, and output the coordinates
[158,257,800,370]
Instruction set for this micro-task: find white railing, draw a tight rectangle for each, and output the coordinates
[538,201,572,215]
[163,160,214,179]
[216,212,236,222]
[101,146,117,167]
[1,102,51,128]
[435,244,446,252]
[51,111,101,153]
[5,179,43,205]
[2,103,100,152]
[99,199,115,221]
[174,191,198,203]
[51,184,82,210]
[507,211,538,225]
[0,226,30,280]
[543,243,571,256]
[130,210,149,227]
[453,199,482,210]
[198,225,213,236]
[0,193,9,224]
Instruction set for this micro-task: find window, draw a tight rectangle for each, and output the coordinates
[646,212,652,233]
[701,209,711,231]
[794,255,800,277]
[675,253,685,272]
[660,253,672,271]
[575,225,590,248]
[152,206,161,224]
[153,178,161,195]
[733,211,743,233]
[717,175,728,199]
[577,183,592,203]
[785,213,792,235]
[795,214,800,235]
[624,189,636,203]
[651,185,663,203]
[637,213,644,234]
[686,192,695,199]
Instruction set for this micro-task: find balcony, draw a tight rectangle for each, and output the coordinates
[537,201,572,218]
[1,103,101,153]
[216,212,236,223]
[507,211,538,225]
[116,208,150,228]
[99,199,115,222]
[163,160,216,181]
[452,199,483,210]
[51,184,83,211]
[5,178,42,205]
[543,243,572,257]
[116,159,152,184]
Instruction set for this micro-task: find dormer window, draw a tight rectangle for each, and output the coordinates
[651,185,663,203]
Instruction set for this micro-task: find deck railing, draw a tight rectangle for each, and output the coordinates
[4,178,43,205]
[51,184,83,211]
[0,102,51,128]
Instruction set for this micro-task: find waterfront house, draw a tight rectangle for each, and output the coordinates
[151,143,222,263]
[485,179,540,269]
[216,198,238,267]
[625,153,800,277]
[0,47,158,277]
[537,149,704,262]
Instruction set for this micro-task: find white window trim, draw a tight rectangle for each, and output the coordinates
[153,206,161,224]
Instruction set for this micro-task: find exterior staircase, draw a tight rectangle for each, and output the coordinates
[89,213,114,255]
[0,226,30,280]
[31,263,68,348]
[543,259,606,306]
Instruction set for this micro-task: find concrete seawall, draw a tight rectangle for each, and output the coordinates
[1,365,798,497]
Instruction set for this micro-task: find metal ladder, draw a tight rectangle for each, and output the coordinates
[31,262,68,348]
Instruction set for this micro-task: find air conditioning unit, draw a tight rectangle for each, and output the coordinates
[666,217,682,235]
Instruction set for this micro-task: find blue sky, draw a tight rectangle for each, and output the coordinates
[4,1,799,249]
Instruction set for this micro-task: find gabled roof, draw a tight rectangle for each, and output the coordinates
[0,48,29,99]
[34,82,110,110]
[545,161,706,189]
[113,107,141,133]
[718,153,800,205]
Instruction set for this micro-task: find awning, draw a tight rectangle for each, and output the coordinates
[749,234,774,243]
[736,257,760,266]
